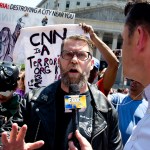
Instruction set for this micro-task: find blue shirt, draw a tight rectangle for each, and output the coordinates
[124,84,150,150]
[110,93,148,145]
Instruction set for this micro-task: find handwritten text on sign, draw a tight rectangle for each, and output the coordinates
[13,24,84,92]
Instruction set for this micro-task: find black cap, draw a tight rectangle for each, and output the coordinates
[0,61,19,92]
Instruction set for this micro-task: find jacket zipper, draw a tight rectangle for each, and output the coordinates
[35,107,53,148]
[34,120,41,142]
[91,121,107,145]
[91,105,108,145]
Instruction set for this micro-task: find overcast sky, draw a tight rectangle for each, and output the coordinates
[0,0,42,7]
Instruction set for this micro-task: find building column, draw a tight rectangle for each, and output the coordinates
[95,31,104,60]
[112,33,119,50]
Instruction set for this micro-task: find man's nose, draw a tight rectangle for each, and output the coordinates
[71,54,78,63]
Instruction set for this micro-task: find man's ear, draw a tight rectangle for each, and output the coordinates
[90,59,94,70]
[136,26,147,50]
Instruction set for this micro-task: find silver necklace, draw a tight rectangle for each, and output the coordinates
[111,90,144,106]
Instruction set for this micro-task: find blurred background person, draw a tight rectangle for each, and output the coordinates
[15,64,25,98]
[0,61,20,145]
[117,88,125,94]
[81,23,119,97]
[109,79,148,145]
[123,88,129,95]
[88,57,100,84]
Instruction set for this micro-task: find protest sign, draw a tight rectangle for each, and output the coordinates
[0,2,75,62]
[13,24,86,92]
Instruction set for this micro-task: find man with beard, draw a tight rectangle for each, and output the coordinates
[64,1,150,150]
[0,35,122,150]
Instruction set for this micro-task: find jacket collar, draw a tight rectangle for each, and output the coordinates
[31,80,61,104]
[88,84,112,113]
[34,80,112,113]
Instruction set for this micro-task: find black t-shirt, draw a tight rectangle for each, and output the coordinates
[79,91,93,142]
[54,87,93,150]
[54,87,72,150]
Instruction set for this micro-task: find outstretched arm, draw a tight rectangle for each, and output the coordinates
[80,23,119,96]
[68,130,92,150]
[1,123,44,150]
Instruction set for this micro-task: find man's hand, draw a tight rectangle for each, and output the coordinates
[68,130,92,150]
[1,123,44,150]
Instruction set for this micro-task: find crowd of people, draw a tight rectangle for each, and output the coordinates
[0,0,150,150]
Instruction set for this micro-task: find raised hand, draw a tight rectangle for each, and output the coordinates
[1,123,44,150]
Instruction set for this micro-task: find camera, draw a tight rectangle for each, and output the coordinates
[0,61,19,92]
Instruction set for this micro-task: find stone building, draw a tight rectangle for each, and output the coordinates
[37,0,128,88]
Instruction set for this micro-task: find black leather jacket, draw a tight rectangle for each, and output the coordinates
[15,80,123,150]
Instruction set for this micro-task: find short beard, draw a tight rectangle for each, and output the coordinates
[60,64,90,89]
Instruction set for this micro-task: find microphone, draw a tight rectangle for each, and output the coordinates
[64,85,86,113]
[69,84,80,135]
[64,84,87,149]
